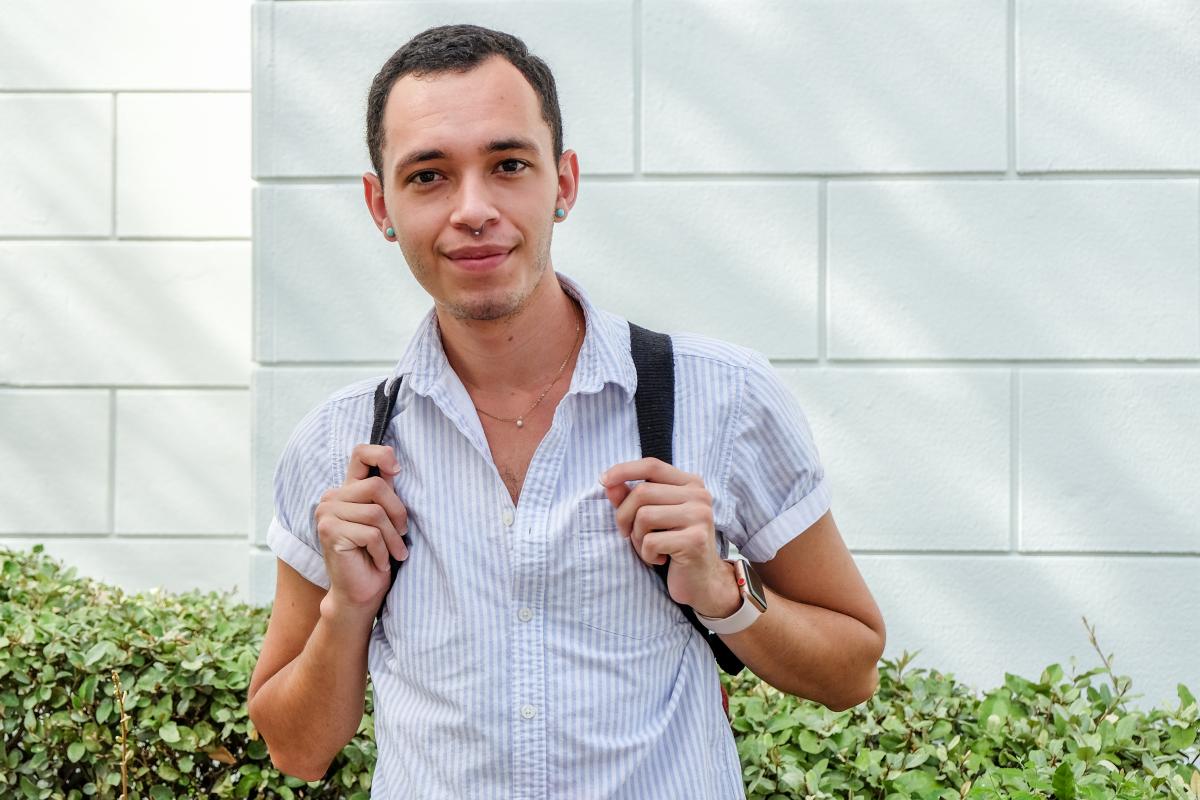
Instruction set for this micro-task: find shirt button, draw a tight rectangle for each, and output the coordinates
[520,704,536,720]
[518,607,533,622]
[502,509,514,527]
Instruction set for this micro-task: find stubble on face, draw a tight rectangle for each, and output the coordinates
[397,211,555,324]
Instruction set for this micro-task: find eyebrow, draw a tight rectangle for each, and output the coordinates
[393,136,541,177]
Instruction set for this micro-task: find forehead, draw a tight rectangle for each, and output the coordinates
[382,56,551,165]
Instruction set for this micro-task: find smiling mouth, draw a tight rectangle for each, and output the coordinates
[445,248,513,272]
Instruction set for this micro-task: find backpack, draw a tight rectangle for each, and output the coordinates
[363,322,744,711]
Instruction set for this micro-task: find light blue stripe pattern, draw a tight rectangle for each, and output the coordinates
[266,271,831,799]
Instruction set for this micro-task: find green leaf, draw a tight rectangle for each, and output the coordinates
[804,758,828,794]
[892,770,938,795]
[149,787,173,800]
[67,741,86,762]
[1167,725,1196,752]
[83,642,111,667]
[779,768,805,790]
[978,691,1012,724]
[1040,664,1064,686]
[159,721,180,743]
[796,729,823,754]
[1052,762,1076,800]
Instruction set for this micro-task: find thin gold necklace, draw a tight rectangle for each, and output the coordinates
[474,304,583,429]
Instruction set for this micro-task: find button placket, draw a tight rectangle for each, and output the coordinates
[508,401,573,799]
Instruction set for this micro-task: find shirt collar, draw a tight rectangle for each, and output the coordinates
[386,270,637,401]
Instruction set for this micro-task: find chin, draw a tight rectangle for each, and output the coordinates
[444,287,526,322]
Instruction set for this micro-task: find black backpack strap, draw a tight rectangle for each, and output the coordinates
[368,376,405,625]
[628,322,745,676]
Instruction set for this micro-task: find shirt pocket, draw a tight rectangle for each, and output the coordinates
[575,498,687,639]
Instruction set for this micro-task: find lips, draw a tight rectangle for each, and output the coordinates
[444,244,513,272]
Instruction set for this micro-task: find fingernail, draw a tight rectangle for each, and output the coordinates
[598,471,608,485]
[388,462,401,473]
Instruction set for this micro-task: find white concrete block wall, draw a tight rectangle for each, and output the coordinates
[0,2,252,598]
[250,0,1199,713]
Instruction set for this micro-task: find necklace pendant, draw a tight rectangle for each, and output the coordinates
[515,418,524,428]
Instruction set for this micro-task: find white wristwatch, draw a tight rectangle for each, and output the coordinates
[694,555,768,634]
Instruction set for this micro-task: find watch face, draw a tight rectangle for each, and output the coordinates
[740,559,768,612]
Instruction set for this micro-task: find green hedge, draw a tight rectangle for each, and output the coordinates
[1,544,1196,799]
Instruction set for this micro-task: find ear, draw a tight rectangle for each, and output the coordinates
[554,149,580,220]
[363,172,391,235]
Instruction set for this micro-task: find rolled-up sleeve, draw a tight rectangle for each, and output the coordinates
[723,351,831,563]
[266,400,334,590]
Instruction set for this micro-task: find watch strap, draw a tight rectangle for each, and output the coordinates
[694,558,764,635]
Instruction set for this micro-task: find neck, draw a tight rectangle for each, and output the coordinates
[436,273,585,399]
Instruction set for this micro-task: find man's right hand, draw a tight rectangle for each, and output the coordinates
[315,444,409,616]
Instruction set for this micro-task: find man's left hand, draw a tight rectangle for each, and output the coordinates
[598,457,741,619]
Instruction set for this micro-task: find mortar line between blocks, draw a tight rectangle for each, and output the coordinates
[108,388,117,535]
[1011,369,1020,552]
[1007,0,1017,178]
[110,93,118,238]
[632,0,642,178]
[818,181,827,363]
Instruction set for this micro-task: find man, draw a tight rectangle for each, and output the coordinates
[247,24,885,799]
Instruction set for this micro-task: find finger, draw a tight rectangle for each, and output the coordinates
[638,529,696,566]
[336,476,409,536]
[628,503,684,553]
[329,500,406,561]
[326,519,392,573]
[614,482,688,537]
[602,480,630,510]
[362,496,410,563]
[599,457,691,490]
[344,444,402,485]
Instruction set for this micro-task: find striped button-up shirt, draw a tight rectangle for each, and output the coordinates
[267,271,831,799]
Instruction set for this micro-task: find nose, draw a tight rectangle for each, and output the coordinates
[448,173,499,236]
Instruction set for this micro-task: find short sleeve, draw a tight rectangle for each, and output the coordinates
[266,400,335,590]
[723,351,831,563]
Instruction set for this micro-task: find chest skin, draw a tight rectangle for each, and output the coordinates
[473,377,574,507]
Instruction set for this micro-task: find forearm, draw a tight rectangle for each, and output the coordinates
[719,586,884,710]
[248,600,374,780]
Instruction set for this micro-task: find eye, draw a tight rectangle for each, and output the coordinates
[496,159,528,174]
[408,170,441,186]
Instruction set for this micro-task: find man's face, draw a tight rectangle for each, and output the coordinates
[367,56,573,323]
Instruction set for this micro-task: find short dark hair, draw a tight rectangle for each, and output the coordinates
[365,25,563,186]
